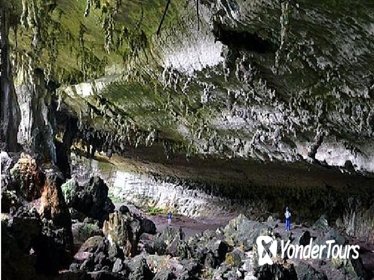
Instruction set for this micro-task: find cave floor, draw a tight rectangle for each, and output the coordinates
[114,202,374,274]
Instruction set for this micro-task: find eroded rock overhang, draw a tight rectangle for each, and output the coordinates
[55,0,374,175]
[3,0,374,178]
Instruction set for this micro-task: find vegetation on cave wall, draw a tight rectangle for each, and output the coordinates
[2,0,374,172]
[5,0,186,84]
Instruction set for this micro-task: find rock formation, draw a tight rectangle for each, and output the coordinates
[1,0,373,279]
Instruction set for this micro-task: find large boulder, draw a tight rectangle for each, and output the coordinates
[2,154,74,277]
[61,178,80,207]
[141,218,157,235]
[39,167,72,233]
[1,151,13,169]
[8,154,72,237]
[102,211,142,257]
[124,255,154,280]
[65,176,115,225]
[313,215,329,231]
[34,219,74,274]
[78,235,104,253]
[152,227,185,256]
[223,214,269,250]
[2,204,72,277]
[5,206,42,253]
[298,231,311,246]
[72,220,102,246]
[10,153,45,201]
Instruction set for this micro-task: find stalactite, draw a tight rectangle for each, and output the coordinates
[1,6,21,151]
[275,0,291,71]
[20,0,29,28]
[102,10,115,53]
[145,129,156,147]
[46,22,59,82]
[30,0,43,55]
[114,0,122,14]
[84,0,91,17]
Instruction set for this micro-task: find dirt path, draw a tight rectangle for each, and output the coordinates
[114,202,236,237]
[151,214,237,237]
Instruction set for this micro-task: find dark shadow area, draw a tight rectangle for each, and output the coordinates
[212,21,276,53]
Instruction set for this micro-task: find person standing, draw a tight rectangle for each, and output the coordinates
[285,207,292,231]
[167,211,172,226]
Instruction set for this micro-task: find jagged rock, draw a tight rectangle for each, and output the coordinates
[223,214,269,250]
[108,242,124,261]
[35,219,73,274]
[295,262,327,280]
[125,255,154,280]
[176,240,191,259]
[313,215,329,231]
[153,270,176,280]
[39,167,72,233]
[205,252,218,269]
[2,220,39,280]
[72,221,102,246]
[324,229,346,245]
[7,154,72,243]
[1,189,22,212]
[213,265,242,280]
[69,176,115,224]
[119,205,130,214]
[225,248,244,267]
[80,255,95,271]
[102,211,142,257]
[298,231,311,246]
[95,236,110,254]
[61,178,80,206]
[212,264,231,280]
[152,227,184,257]
[172,259,201,280]
[0,151,14,174]
[90,271,124,280]
[79,235,104,253]
[74,251,93,263]
[153,238,168,255]
[2,203,73,277]
[197,238,230,269]
[2,154,73,276]
[254,263,298,280]
[55,270,91,280]
[208,240,229,264]
[111,258,124,273]
[141,218,157,234]
[331,257,369,280]
[10,153,45,201]
[70,208,87,222]
[6,206,42,252]
[93,251,110,267]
